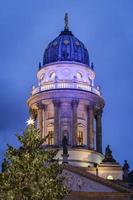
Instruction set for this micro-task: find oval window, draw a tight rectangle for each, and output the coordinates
[40,73,45,80]
[77,72,83,79]
[49,71,55,79]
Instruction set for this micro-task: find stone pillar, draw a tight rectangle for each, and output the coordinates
[42,105,47,139]
[71,99,79,147]
[53,100,60,146]
[86,106,89,148]
[88,106,94,150]
[37,102,44,137]
[96,109,102,153]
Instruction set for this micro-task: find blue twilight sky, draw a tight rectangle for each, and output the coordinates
[0,0,133,168]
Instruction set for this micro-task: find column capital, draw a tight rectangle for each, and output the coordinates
[86,104,94,112]
[29,107,34,114]
[29,108,37,120]
[95,109,103,118]
[53,99,61,107]
[71,99,79,108]
[37,101,45,110]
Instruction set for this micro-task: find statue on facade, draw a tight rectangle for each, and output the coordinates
[62,134,69,164]
[123,160,129,172]
[106,145,112,155]
[123,160,130,181]
[62,135,68,155]
[102,145,116,163]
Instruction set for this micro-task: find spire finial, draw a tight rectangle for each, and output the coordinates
[64,13,69,30]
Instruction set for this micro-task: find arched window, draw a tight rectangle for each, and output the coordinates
[77,130,83,146]
[47,130,54,145]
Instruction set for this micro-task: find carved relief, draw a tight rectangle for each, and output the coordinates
[62,170,116,192]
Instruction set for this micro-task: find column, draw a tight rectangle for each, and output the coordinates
[53,100,60,146]
[42,105,47,139]
[87,105,94,150]
[86,105,89,148]
[96,109,102,153]
[37,102,44,137]
[71,99,79,147]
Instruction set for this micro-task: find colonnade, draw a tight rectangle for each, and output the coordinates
[29,99,103,153]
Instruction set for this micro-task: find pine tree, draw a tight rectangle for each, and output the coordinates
[0,124,68,200]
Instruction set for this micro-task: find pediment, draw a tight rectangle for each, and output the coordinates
[63,169,116,192]
[62,165,132,194]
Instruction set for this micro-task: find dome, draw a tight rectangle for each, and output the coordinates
[43,14,90,67]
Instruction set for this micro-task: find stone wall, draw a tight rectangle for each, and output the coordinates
[63,192,133,200]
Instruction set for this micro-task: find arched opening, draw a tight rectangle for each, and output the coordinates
[77,130,83,146]
[46,123,54,145]
[77,124,84,146]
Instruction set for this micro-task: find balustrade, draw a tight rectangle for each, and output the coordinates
[32,80,101,96]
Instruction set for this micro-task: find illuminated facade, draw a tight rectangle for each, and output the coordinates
[28,13,105,165]
[27,14,133,198]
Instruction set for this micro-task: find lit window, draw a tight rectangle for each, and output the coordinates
[107,175,114,180]
[77,72,83,79]
[49,71,55,79]
[47,131,54,145]
[77,131,83,145]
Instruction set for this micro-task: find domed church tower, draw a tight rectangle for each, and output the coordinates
[27,15,133,198]
[27,14,122,175]
[28,14,104,166]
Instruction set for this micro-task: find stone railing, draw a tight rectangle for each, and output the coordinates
[32,80,101,96]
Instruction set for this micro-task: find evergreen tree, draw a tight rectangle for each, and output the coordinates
[0,124,68,200]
